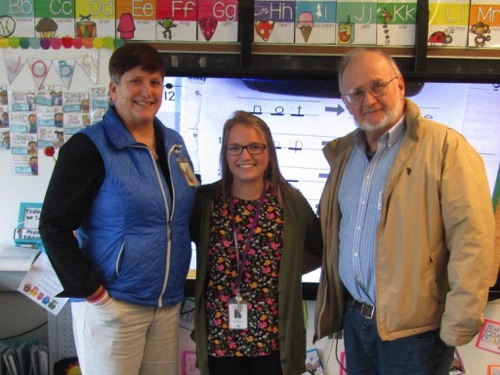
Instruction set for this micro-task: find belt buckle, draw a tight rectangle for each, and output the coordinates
[360,303,375,319]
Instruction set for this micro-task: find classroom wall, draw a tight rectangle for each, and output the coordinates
[1,47,499,375]
[0,47,112,246]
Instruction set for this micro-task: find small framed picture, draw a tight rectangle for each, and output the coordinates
[13,202,42,248]
[305,348,324,375]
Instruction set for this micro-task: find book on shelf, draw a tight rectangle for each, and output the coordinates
[2,346,20,375]
[30,344,49,375]
[14,342,31,375]
[0,342,49,375]
[0,342,11,375]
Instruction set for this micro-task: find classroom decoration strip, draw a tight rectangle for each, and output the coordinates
[0,37,124,50]
[1,0,500,48]
[3,50,100,88]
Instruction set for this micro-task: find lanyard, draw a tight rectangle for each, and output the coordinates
[229,187,266,295]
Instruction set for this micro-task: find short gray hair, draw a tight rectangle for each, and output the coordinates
[337,48,401,93]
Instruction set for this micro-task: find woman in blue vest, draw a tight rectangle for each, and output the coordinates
[39,43,197,375]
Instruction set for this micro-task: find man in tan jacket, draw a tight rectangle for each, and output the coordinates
[314,48,497,374]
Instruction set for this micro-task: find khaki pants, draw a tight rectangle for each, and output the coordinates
[71,299,180,375]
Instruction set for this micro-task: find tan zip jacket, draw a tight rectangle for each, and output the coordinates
[314,98,496,347]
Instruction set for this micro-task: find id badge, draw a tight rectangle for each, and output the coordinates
[228,298,248,330]
[176,157,199,187]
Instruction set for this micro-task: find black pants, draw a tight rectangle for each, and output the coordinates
[208,351,283,375]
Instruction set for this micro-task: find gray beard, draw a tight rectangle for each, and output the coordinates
[356,100,404,133]
[357,119,389,133]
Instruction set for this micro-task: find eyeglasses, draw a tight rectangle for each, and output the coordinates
[226,143,267,155]
[342,75,400,105]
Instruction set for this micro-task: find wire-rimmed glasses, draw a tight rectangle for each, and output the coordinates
[342,75,400,105]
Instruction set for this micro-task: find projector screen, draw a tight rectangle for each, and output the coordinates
[157,75,500,287]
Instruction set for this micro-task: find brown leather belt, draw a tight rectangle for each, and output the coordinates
[353,301,376,319]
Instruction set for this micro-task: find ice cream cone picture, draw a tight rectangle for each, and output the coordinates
[296,12,314,42]
[255,20,274,42]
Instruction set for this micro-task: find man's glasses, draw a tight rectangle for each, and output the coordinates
[226,143,267,155]
[342,75,400,105]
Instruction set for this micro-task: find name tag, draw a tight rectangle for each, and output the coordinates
[228,298,248,330]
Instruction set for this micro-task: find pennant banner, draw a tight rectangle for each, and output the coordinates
[2,50,100,89]
[54,59,77,90]
[3,51,27,84]
[28,58,53,90]
[77,51,99,84]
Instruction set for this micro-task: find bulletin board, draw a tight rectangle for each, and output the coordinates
[0,47,113,245]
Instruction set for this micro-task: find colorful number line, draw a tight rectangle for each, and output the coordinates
[0,37,125,50]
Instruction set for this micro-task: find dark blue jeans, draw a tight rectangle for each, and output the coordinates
[343,300,455,375]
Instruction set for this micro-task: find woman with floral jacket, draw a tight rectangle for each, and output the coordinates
[190,111,323,375]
